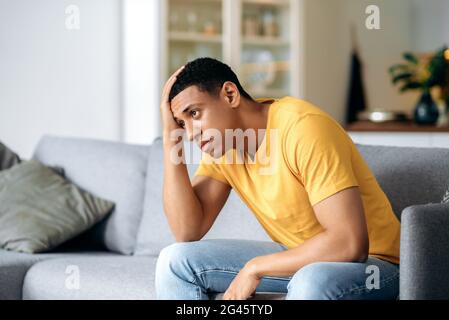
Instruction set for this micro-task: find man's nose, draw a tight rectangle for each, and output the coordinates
[185,121,195,142]
[185,120,201,142]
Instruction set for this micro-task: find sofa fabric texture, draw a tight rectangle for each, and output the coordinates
[1,135,448,299]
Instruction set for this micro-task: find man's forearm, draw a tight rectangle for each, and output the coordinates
[162,134,203,241]
[248,231,368,278]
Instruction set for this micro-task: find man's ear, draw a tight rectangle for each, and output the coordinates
[221,81,241,108]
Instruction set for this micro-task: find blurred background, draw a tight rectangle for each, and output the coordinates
[1,0,449,158]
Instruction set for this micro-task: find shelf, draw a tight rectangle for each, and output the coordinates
[345,120,449,132]
[242,36,289,46]
[240,60,290,72]
[163,0,299,99]
[242,0,290,7]
[250,88,288,98]
[171,0,221,4]
[169,31,222,44]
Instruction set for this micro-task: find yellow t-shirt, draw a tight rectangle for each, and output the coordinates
[195,97,400,264]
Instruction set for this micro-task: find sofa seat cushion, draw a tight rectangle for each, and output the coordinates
[22,256,158,300]
[0,249,116,300]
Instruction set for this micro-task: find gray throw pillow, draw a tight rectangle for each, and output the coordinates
[0,160,115,253]
[0,141,21,170]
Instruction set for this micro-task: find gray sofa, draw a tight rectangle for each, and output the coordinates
[1,135,449,300]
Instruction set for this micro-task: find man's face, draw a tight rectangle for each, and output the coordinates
[171,85,237,158]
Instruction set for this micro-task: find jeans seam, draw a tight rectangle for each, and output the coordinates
[194,268,290,297]
[192,269,239,298]
[195,268,291,282]
[190,276,202,300]
[335,270,399,299]
[196,268,240,276]
[182,269,202,300]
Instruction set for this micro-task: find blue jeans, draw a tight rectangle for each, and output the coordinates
[155,239,399,300]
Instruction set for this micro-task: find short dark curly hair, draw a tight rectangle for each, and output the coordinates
[168,57,253,102]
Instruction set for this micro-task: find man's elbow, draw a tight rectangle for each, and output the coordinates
[174,231,203,243]
[351,247,369,263]
[346,237,369,263]
[174,236,201,243]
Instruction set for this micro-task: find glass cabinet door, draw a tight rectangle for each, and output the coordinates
[163,0,298,99]
[165,0,223,76]
[239,0,292,99]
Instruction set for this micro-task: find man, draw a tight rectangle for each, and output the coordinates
[155,58,400,300]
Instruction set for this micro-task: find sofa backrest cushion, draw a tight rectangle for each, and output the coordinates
[134,139,271,256]
[136,141,449,254]
[356,144,449,220]
[32,135,149,255]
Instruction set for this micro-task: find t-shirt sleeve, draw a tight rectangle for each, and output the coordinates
[194,153,230,186]
[285,114,359,206]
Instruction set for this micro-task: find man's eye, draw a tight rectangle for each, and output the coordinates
[190,110,199,118]
[178,120,185,128]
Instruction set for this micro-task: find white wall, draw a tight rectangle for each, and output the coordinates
[410,0,449,52]
[341,0,419,116]
[303,0,427,123]
[302,0,347,122]
[122,0,161,145]
[0,0,122,158]
[2,0,448,159]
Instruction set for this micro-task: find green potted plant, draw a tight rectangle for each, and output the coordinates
[389,46,449,125]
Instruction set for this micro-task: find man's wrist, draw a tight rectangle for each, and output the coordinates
[163,129,183,144]
[245,257,264,279]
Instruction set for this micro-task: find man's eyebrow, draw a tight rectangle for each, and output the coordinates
[182,104,197,114]
[173,104,199,121]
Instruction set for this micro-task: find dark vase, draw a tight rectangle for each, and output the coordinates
[414,91,439,125]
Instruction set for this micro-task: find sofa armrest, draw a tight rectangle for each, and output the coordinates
[400,202,449,300]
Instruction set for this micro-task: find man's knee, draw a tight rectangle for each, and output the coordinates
[155,241,207,299]
[286,262,340,300]
[156,241,202,282]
